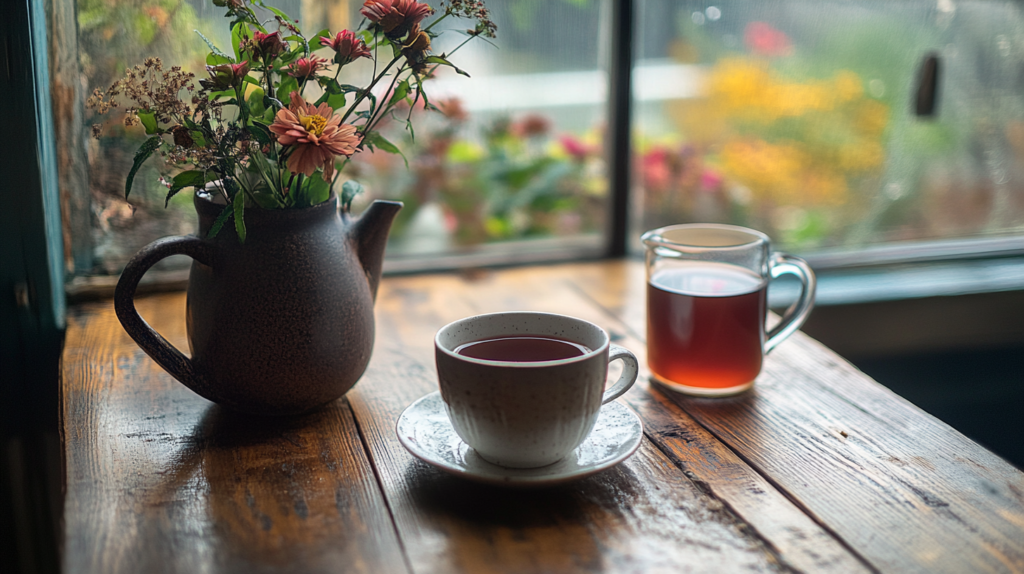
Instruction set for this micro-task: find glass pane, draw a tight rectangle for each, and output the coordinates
[342,1,610,264]
[73,0,610,277]
[632,0,1024,254]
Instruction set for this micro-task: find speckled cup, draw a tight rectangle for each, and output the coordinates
[435,312,639,468]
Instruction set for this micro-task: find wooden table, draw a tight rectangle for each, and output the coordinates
[60,260,1024,574]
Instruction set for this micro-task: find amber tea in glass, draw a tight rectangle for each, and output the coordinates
[642,224,816,396]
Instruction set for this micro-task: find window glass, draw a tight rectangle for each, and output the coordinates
[633,0,1024,253]
[73,0,610,276]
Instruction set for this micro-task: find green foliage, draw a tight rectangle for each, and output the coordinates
[341,180,364,211]
[125,137,163,198]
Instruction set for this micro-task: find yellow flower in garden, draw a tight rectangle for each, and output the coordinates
[834,71,864,102]
[838,142,885,172]
[855,100,889,137]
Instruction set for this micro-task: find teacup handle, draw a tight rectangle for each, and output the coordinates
[603,344,640,403]
[765,253,817,353]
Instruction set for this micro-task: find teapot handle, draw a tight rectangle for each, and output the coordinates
[114,236,214,390]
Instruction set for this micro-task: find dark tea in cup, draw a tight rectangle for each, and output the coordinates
[435,312,639,468]
[454,336,591,362]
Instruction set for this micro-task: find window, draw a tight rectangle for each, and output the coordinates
[69,0,612,280]
[58,0,1024,291]
[632,0,1024,256]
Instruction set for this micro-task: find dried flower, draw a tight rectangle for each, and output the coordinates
[443,0,497,38]
[287,56,330,79]
[171,125,194,148]
[269,91,359,179]
[320,30,371,66]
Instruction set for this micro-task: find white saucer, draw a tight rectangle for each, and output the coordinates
[396,391,644,488]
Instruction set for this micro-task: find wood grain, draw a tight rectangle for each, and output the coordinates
[61,294,406,574]
[60,261,1024,574]
[349,268,868,573]
[562,260,1024,574]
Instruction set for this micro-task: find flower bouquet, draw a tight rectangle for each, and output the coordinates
[98,0,497,415]
[88,0,496,242]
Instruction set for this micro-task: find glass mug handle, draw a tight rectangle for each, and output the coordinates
[765,253,817,354]
[603,344,640,403]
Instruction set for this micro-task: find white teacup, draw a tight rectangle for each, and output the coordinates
[434,312,639,468]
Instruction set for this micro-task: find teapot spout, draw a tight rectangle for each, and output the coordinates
[348,200,403,301]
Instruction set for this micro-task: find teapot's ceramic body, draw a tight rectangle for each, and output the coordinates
[114,193,401,415]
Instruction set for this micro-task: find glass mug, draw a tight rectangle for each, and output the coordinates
[641,224,816,396]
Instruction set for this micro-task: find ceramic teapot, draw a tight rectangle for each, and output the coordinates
[114,193,402,415]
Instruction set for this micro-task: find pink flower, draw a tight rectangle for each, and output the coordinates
[287,56,330,79]
[744,22,792,57]
[559,135,593,160]
[641,148,672,191]
[201,61,250,90]
[699,169,723,191]
[320,30,371,65]
[252,30,288,60]
[361,0,433,38]
[269,91,360,179]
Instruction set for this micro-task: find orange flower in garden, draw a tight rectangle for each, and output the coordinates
[361,0,433,37]
[269,91,360,179]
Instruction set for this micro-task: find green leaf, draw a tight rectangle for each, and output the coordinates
[338,83,364,94]
[299,172,331,207]
[231,22,248,63]
[138,110,159,135]
[196,30,233,62]
[314,90,346,110]
[207,204,233,239]
[318,76,343,94]
[208,89,235,101]
[312,28,331,45]
[341,180,364,211]
[247,122,272,146]
[365,131,407,167]
[277,76,299,105]
[262,5,299,31]
[165,170,208,206]
[388,80,410,106]
[327,92,347,110]
[125,136,162,199]
[247,87,266,117]
[233,192,246,243]
[425,55,470,77]
[206,52,233,66]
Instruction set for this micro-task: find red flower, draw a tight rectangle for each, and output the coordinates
[744,22,792,57]
[287,56,330,79]
[252,30,288,61]
[361,0,433,38]
[320,30,371,65]
[269,91,360,179]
